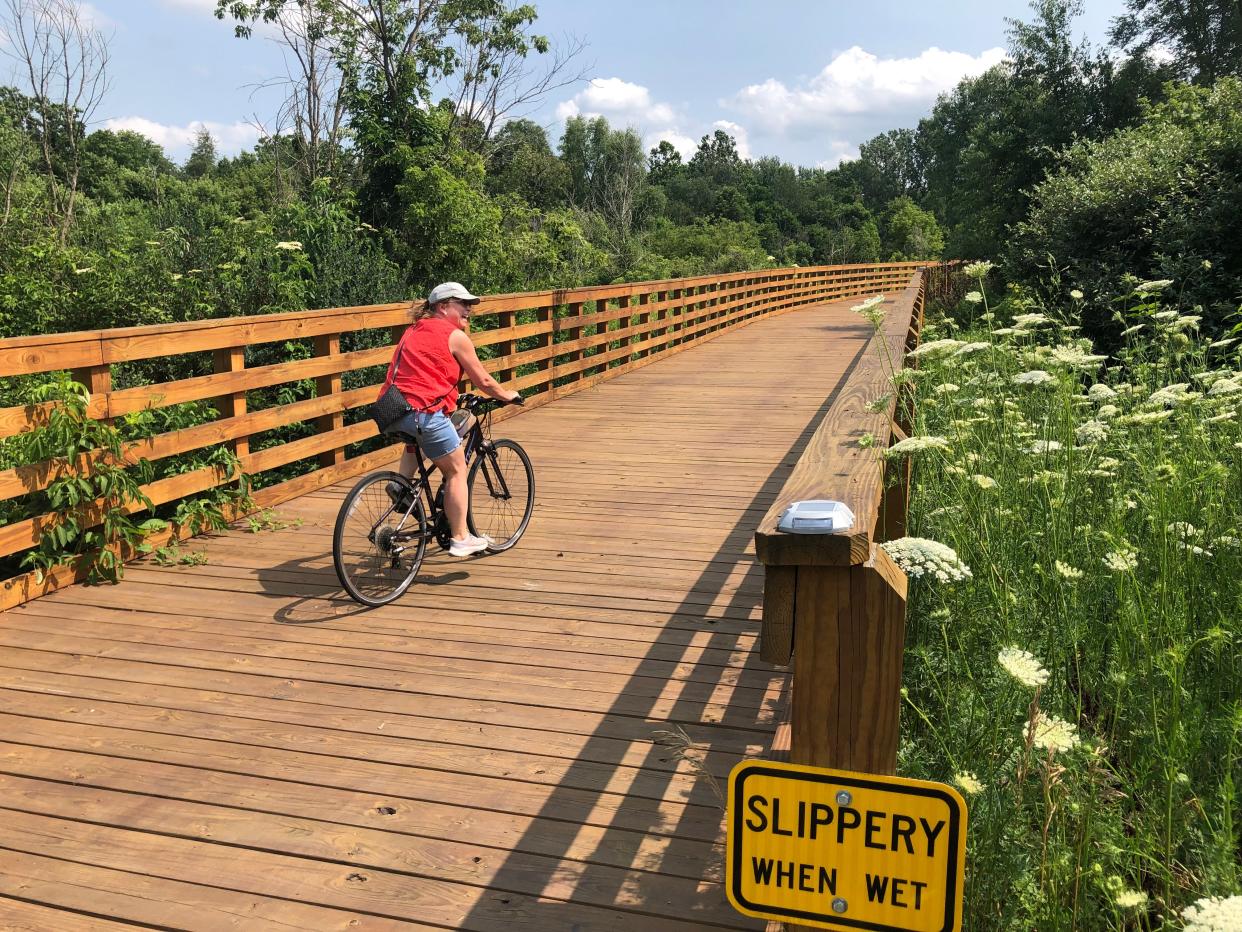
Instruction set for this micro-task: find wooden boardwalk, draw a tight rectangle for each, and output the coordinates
[0,298,877,931]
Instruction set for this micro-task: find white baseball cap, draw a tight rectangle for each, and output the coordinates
[427,281,480,305]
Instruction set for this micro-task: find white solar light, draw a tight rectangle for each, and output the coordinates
[777,500,855,534]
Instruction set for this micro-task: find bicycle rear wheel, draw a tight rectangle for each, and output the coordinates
[467,438,535,552]
[333,470,427,606]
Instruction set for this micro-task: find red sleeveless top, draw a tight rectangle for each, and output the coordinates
[380,317,460,415]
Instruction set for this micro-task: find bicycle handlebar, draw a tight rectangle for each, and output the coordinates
[458,392,523,412]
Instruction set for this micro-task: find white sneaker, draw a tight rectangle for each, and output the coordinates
[448,534,490,557]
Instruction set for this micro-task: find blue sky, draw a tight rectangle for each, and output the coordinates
[31,0,1127,168]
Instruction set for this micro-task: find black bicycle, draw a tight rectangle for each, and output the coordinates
[332,393,535,606]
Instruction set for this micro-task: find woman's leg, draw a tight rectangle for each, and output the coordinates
[431,445,470,540]
[399,444,419,478]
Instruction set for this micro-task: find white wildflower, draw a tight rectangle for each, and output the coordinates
[275,240,304,251]
[1013,313,1051,330]
[1213,535,1241,549]
[1148,383,1196,406]
[1029,440,1062,454]
[851,294,887,327]
[1014,370,1055,386]
[1097,404,1120,419]
[1167,521,1201,540]
[1209,337,1238,349]
[1030,712,1080,754]
[1120,324,1146,337]
[1075,420,1109,445]
[73,266,94,274]
[963,260,994,279]
[1055,560,1084,579]
[1088,383,1118,402]
[1135,279,1174,293]
[964,291,983,304]
[1176,541,1214,557]
[1182,894,1242,931]
[953,772,985,794]
[1114,890,1147,910]
[1208,378,1242,397]
[881,537,972,583]
[1153,309,1180,321]
[883,436,950,459]
[1000,648,1049,687]
[1069,289,1084,300]
[1122,409,1176,425]
[971,474,997,489]
[1206,411,1236,423]
[908,338,965,359]
[1103,548,1138,573]
[954,341,991,357]
[992,327,1016,336]
[1172,315,1201,331]
[1098,457,1121,469]
[1048,344,1107,370]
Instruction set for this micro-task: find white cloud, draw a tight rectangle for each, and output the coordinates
[101,116,261,159]
[156,0,218,11]
[644,130,697,159]
[726,45,1006,138]
[555,77,676,127]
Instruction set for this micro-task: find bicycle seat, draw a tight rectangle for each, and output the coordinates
[387,429,420,446]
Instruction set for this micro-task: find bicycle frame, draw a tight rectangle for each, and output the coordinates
[377,403,515,549]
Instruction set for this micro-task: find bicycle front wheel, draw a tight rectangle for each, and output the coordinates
[333,470,427,606]
[467,439,535,552]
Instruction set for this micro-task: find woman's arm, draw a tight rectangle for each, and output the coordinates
[449,329,521,403]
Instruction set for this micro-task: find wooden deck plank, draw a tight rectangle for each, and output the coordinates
[0,298,874,930]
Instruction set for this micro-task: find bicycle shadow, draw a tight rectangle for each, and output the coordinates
[256,547,476,624]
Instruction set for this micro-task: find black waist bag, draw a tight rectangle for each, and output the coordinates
[371,344,412,433]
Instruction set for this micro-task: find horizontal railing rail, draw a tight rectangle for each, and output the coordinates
[0,261,926,607]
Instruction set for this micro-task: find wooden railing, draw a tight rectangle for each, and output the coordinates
[0,261,927,608]
[753,267,933,785]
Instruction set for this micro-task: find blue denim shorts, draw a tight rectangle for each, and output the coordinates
[389,410,461,460]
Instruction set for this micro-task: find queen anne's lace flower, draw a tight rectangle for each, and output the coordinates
[274,240,303,250]
[953,341,991,357]
[1182,894,1242,931]
[1030,712,1080,754]
[1103,548,1138,573]
[1029,439,1062,454]
[1047,344,1106,369]
[1097,404,1120,419]
[1013,313,1051,330]
[1208,378,1242,396]
[1088,383,1117,402]
[1135,278,1174,293]
[883,436,950,459]
[1055,560,1083,579]
[971,474,997,489]
[1014,370,1055,386]
[880,537,972,583]
[1075,420,1109,444]
[962,260,994,279]
[908,339,965,358]
[1114,890,1147,910]
[964,291,983,304]
[999,647,1049,687]
[1148,383,1198,407]
[953,772,985,794]
[851,295,886,327]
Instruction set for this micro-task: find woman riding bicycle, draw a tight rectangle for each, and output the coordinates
[379,281,521,557]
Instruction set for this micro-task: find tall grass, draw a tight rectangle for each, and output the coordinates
[885,269,1242,929]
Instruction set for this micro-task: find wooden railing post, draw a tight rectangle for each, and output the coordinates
[313,333,344,468]
[495,310,516,385]
[71,362,111,420]
[212,346,248,458]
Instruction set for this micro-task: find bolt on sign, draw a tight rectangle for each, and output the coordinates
[726,761,967,932]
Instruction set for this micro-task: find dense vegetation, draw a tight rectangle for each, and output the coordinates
[887,267,1242,928]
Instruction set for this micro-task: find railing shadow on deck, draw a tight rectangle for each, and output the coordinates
[448,331,874,928]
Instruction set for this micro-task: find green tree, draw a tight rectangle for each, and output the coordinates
[1010,78,1242,339]
[183,129,218,179]
[883,196,944,260]
[1110,0,1242,85]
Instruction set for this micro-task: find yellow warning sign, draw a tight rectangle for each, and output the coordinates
[726,761,967,932]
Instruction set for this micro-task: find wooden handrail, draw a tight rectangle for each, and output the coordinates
[751,267,942,810]
[0,261,927,608]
